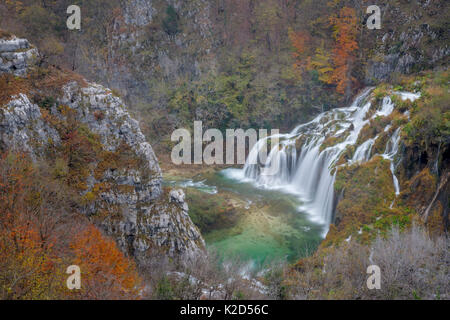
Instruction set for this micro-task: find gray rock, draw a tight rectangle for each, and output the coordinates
[0,36,38,77]
[0,94,60,156]
[0,37,29,52]
[123,0,156,26]
[0,75,206,266]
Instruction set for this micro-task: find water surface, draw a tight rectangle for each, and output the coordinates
[165,168,325,269]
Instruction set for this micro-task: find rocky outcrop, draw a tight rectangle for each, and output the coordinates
[112,188,205,266]
[0,35,205,265]
[59,81,163,202]
[123,0,156,26]
[364,1,449,83]
[0,93,60,155]
[76,0,215,109]
[0,36,38,76]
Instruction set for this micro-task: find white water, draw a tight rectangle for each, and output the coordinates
[225,89,417,236]
[382,127,402,195]
[352,137,376,162]
[166,179,218,194]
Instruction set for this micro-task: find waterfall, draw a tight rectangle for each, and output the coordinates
[228,88,419,236]
[382,127,402,195]
[352,137,376,162]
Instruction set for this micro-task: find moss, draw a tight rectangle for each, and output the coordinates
[326,71,449,245]
[320,135,343,152]
[357,115,392,146]
[330,156,403,243]
[372,84,390,103]
[402,168,437,211]
[186,188,242,234]
[390,94,415,113]
[372,131,390,154]
[402,71,450,148]
[373,214,411,232]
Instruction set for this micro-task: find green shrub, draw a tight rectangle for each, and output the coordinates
[162,5,180,36]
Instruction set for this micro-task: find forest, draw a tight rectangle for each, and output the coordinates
[0,0,448,301]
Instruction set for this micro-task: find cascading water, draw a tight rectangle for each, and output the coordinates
[229,88,421,236]
[382,127,402,196]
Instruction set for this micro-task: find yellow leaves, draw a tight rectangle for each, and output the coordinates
[0,151,142,299]
[307,48,334,84]
[0,215,63,299]
[82,191,96,203]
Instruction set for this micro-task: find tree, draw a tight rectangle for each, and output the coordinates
[163,5,180,36]
[0,152,65,299]
[0,151,142,300]
[288,28,310,78]
[329,7,359,96]
[69,225,141,299]
[307,47,333,85]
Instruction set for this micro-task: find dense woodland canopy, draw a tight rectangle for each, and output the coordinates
[1,0,448,147]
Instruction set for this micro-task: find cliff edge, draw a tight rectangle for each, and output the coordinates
[0,34,205,267]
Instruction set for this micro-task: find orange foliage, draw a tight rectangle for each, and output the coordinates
[329,7,358,95]
[0,153,64,299]
[70,225,142,299]
[0,152,142,299]
[288,28,310,75]
[0,217,63,299]
[0,152,33,221]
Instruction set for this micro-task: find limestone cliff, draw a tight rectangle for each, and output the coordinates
[0,35,205,266]
[0,36,38,76]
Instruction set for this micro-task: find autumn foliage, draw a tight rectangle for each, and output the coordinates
[289,6,358,97]
[0,151,141,299]
[0,153,64,299]
[69,225,141,299]
[288,28,310,76]
[329,7,358,95]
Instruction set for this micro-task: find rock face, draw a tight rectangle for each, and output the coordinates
[76,0,215,110]
[59,81,205,263]
[123,0,156,26]
[0,36,205,265]
[0,93,60,155]
[59,81,163,202]
[364,2,449,83]
[0,36,38,76]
